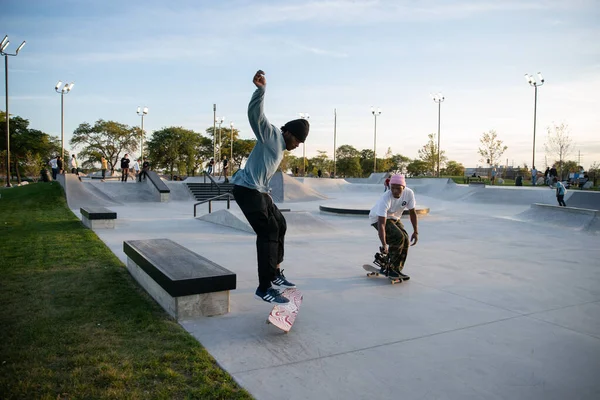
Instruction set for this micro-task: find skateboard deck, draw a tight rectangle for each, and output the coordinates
[362,264,410,284]
[266,288,303,333]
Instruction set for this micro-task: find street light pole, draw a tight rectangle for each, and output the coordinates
[333,108,337,178]
[136,106,148,160]
[371,107,381,173]
[432,93,445,178]
[216,116,225,174]
[229,121,234,163]
[55,81,74,164]
[525,72,545,171]
[1,35,26,187]
[212,104,216,175]
[299,113,310,176]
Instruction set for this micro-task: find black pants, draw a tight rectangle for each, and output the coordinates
[101,169,106,179]
[232,185,287,291]
[139,170,148,182]
[557,195,566,207]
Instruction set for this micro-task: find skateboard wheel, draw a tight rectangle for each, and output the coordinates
[266,320,270,325]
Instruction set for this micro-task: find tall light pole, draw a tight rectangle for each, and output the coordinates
[431,93,445,177]
[299,113,310,176]
[333,108,337,178]
[229,121,234,163]
[2,35,26,187]
[136,106,148,160]
[212,104,216,175]
[216,116,225,174]
[55,81,75,164]
[525,72,545,171]
[371,106,381,173]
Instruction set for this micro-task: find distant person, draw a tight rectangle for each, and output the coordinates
[48,156,58,180]
[369,174,419,280]
[221,156,229,183]
[56,156,63,175]
[318,169,322,178]
[231,69,309,304]
[295,166,299,176]
[207,158,215,175]
[491,167,497,185]
[132,158,141,181]
[553,177,567,206]
[101,156,108,181]
[550,165,558,180]
[544,167,551,185]
[120,154,130,182]
[384,176,390,192]
[531,166,537,186]
[70,154,81,181]
[139,158,150,182]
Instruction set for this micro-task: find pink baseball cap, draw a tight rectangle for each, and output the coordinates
[389,174,406,186]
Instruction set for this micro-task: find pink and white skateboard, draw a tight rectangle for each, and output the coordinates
[266,288,303,333]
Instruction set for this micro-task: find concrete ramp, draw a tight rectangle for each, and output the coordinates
[198,209,336,234]
[463,186,563,206]
[60,174,121,210]
[565,191,600,211]
[270,172,327,202]
[513,203,600,233]
[198,209,254,233]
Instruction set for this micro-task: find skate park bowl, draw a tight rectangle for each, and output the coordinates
[319,204,430,216]
[512,203,600,234]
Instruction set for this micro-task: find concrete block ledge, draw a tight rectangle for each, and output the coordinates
[123,238,236,319]
[80,206,116,229]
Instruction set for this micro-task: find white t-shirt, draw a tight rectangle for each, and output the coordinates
[49,158,58,169]
[369,187,416,224]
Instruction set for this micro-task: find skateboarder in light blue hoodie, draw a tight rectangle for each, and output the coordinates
[231,70,309,304]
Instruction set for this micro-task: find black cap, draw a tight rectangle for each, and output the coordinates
[282,119,310,143]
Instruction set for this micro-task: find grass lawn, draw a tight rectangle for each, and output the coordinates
[0,183,252,400]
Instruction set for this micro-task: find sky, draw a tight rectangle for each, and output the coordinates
[2,0,600,169]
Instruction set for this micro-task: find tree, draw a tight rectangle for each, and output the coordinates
[544,123,573,180]
[406,159,429,177]
[389,153,411,174]
[442,160,465,176]
[310,150,331,176]
[146,127,204,179]
[336,145,362,177]
[477,130,507,168]
[0,113,59,183]
[71,120,138,174]
[418,133,446,175]
[231,138,257,171]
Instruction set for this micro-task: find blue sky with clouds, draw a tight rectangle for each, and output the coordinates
[3,0,600,168]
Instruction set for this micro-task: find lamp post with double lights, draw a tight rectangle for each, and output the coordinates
[1,35,26,187]
[431,93,445,177]
[524,72,545,171]
[299,113,310,176]
[136,106,148,160]
[215,116,225,174]
[371,107,381,173]
[55,81,75,164]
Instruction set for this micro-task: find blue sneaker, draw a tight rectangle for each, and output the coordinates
[271,269,296,289]
[255,287,289,304]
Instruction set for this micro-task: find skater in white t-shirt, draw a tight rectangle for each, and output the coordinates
[368,174,419,279]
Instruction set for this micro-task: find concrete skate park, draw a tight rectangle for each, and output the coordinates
[59,172,600,400]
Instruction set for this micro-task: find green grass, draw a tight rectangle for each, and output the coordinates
[0,183,252,400]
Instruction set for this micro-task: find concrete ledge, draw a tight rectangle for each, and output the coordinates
[145,171,170,202]
[531,203,599,216]
[123,238,236,319]
[80,206,116,229]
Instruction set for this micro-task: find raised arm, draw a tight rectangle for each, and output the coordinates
[248,70,275,142]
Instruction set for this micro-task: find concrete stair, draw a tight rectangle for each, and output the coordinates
[186,182,234,201]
